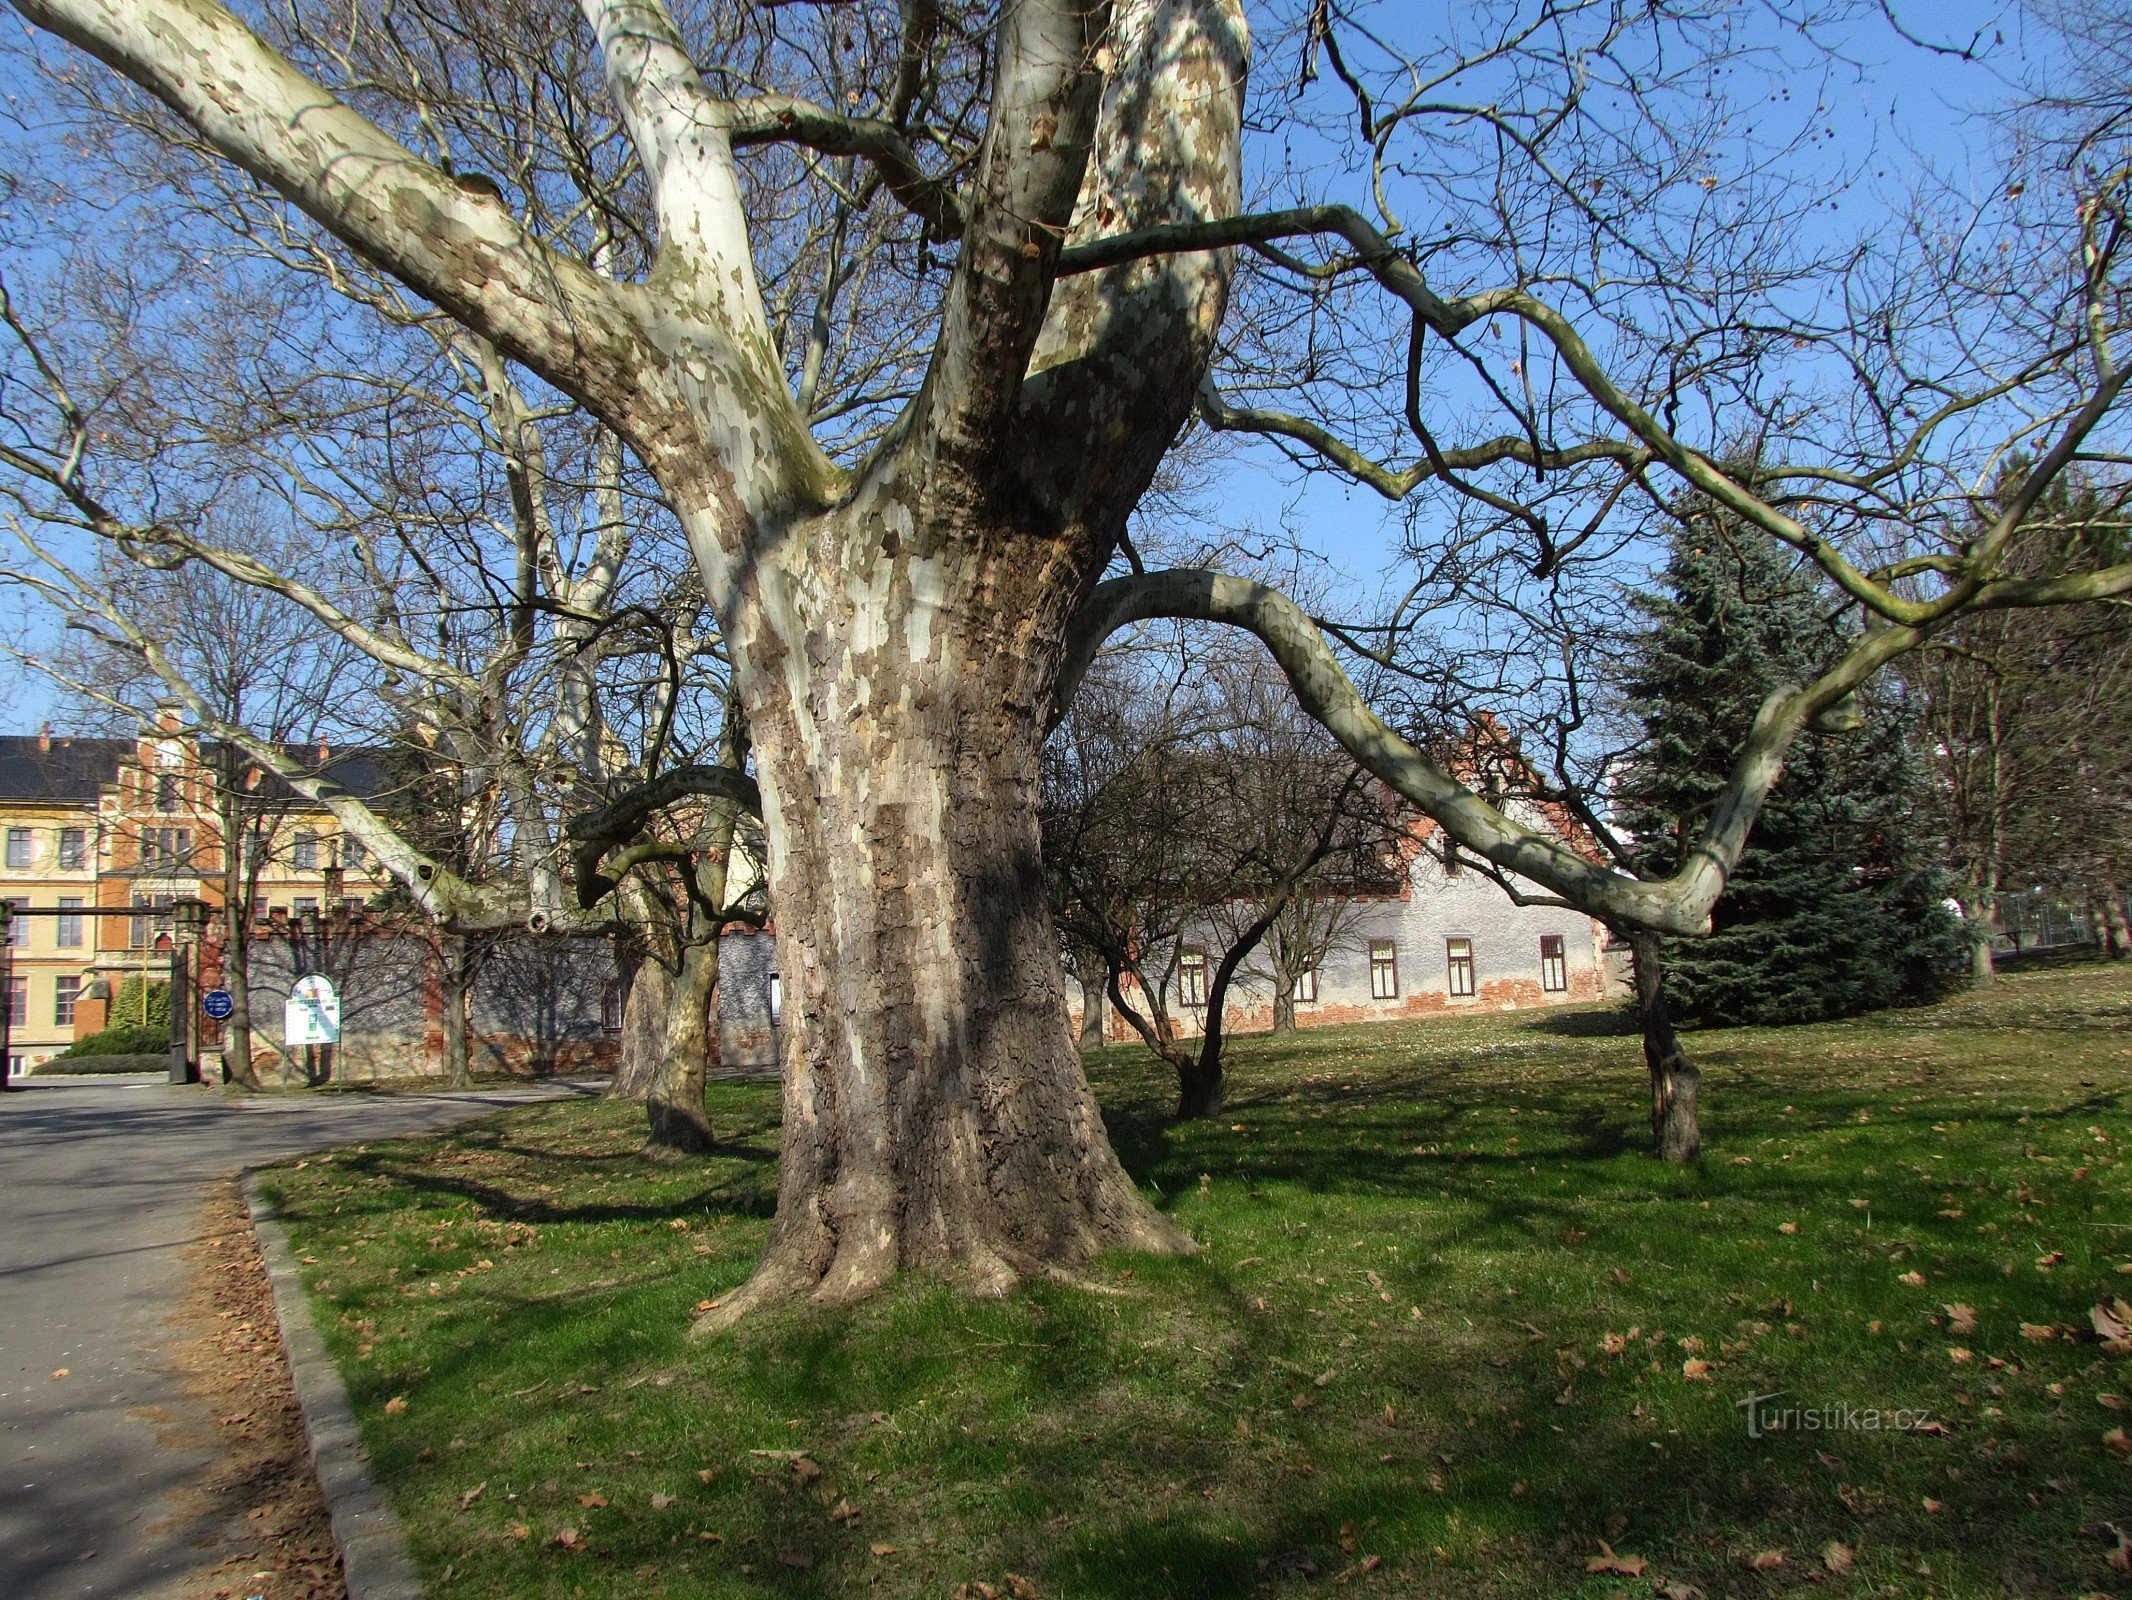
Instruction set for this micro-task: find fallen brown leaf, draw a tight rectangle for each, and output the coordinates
[458,1481,486,1510]
[869,1542,899,1557]
[1749,1550,1786,1570]
[1922,1497,1944,1514]
[383,1395,408,1415]
[1585,1540,1648,1577]
[507,1522,530,1541]
[2020,1323,2056,1342]
[554,1527,581,1550]
[1005,1575,1039,1599]
[1898,1271,1927,1287]
[1681,1358,1713,1381]
[2103,1427,2131,1456]
[1822,1541,1854,1575]
[1943,1303,1977,1334]
[576,1491,606,1508]
[650,1492,676,1510]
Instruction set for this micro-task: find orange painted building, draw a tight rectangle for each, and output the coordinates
[0,709,388,1072]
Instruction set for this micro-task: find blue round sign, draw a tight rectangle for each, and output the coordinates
[201,989,235,1021]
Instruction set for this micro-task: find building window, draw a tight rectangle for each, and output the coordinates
[1442,841,1462,877]
[341,834,369,871]
[5,897,27,947]
[291,896,319,918]
[768,971,783,1026]
[1369,939,1399,999]
[4,828,30,869]
[55,975,80,1027]
[58,827,86,869]
[141,827,192,869]
[5,975,24,1027]
[1294,964,1318,1003]
[1177,947,1209,1007]
[57,897,83,949]
[600,978,624,1033]
[1540,934,1568,993]
[1446,937,1476,998]
[293,831,319,871]
[156,772,179,813]
[130,894,173,949]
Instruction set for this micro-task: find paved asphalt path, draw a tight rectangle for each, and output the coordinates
[0,1074,599,1600]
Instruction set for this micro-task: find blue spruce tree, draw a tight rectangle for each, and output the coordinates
[1618,522,1965,1039]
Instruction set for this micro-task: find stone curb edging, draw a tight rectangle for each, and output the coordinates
[242,1171,426,1600]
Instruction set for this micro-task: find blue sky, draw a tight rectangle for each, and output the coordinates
[0,0,2050,731]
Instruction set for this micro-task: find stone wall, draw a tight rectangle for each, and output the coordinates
[238,922,618,1084]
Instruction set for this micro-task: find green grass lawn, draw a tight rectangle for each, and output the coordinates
[254,964,2132,1600]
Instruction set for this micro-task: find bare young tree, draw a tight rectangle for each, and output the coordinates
[1046,642,1387,1116]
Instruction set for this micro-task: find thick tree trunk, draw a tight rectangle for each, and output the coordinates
[1271,977,1295,1034]
[1077,970,1106,1048]
[221,902,258,1090]
[610,953,672,1100]
[439,935,472,1088]
[1630,932,1700,1164]
[1963,885,1998,983]
[704,545,1188,1324]
[2098,879,2131,959]
[645,936,719,1155]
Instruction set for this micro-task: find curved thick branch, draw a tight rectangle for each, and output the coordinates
[1058,570,1917,936]
[9,0,649,428]
[726,94,965,237]
[567,763,763,908]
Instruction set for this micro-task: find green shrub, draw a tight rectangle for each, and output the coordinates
[108,975,171,1030]
[60,1022,170,1058]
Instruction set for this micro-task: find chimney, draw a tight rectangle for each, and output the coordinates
[37,723,51,753]
[154,699,183,734]
[315,740,330,764]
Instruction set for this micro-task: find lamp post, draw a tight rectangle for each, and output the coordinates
[167,896,207,1085]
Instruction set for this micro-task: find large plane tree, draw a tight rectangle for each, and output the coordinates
[9,0,2132,1321]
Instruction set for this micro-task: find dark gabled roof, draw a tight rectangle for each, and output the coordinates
[217,744,390,804]
[0,735,392,809]
[0,736,130,804]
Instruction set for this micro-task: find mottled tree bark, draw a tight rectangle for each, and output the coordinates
[439,934,472,1088]
[1271,977,1296,1034]
[704,536,1192,1322]
[645,936,718,1154]
[1630,931,1700,1164]
[610,952,671,1100]
[220,886,257,1090]
[1963,884,1999,983]
[1077,969,1107,1048]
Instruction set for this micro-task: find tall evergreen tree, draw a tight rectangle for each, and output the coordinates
[1618,523,1966,1036]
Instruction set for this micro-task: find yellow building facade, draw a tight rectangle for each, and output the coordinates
[0,715,387,1072]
